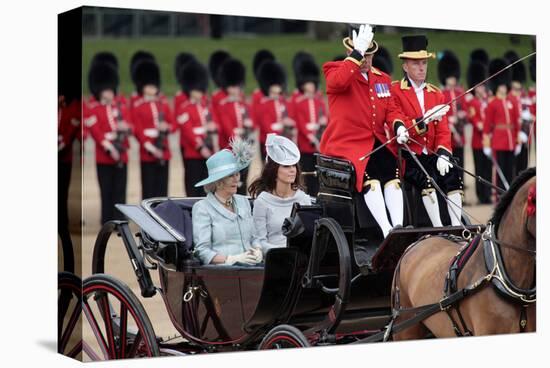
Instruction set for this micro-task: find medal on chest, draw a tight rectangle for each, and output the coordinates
[374,83,390,98]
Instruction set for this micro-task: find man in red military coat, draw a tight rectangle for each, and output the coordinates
[391,35,461,227]
[320,24,412,238]
[483,58,520,199]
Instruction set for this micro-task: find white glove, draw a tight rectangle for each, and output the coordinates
[423,104,451,124]
[519,131,529,144]
[521,109,532,122]
[436,155,453,176]
[514,144,522,156]
[352,24,374,56]
[225,252,257,266]
[483,147,492,158]
[396,125,409,145]
[250,247,263,264]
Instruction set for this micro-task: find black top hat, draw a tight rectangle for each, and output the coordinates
[470,48,489,66]
[133,59,160,94]
[91,51,118,69]
[398,35,435,59]
[488,58,512,94]
[88,61,119,101]
[253,49,276,79]
[208,50,231,88]
[174,52,197,85]
[438,50,461,85]
[342,24,378,55]
[257,60,286,96]
[504,50,526,83]
[467,61,488,89]
[130,50,155,85]
[218,58,245,89]
[295,59,320,92]
[180,61,209,95]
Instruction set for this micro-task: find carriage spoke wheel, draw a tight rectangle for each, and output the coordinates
[58,272,82,358]
[259,325,310,349]
[82,274,159,360]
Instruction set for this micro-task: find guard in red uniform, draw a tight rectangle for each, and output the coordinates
[504,50,531,176]
[289,56,327,196]
[438,50,467,183]
[250,49,276,125]
[255,60,296,158]
[129,50,156,109]
[483,58,520,199]
[131,59,175,199]
[320,24,411,237]
[85,61,131,224]
[465,61,492,204]
[173,52,197,112]
[176,61,220,197]
[214,58,254,194]
[391,35,462,227]
[208,50,232,118]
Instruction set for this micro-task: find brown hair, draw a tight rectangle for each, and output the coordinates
[248,157,304,198]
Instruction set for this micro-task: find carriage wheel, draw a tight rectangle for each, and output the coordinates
[58,272,82,358]
[259,325,310,349]
[82,274,159,360]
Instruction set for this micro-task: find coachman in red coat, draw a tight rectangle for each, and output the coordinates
[391,35,462,227]
[320,24,410,242]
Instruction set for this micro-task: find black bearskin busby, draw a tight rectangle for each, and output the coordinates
[253,49,276,80]
[470,48,489,66]
[174,52,197,85]
[467,61,488,89]
[295,59,320,92]
[438,50,461,86]
[88,61,119,101]
[292,52,314,76]
[504,50,526,84]
[488,58,512,94]
[133,59,160,94]
[529,56,536,83]
[373,46,393,75]
[91,51,118,69]
[180,61,209,95]
[218,58,245,89]
[130,50,155,86]
[257,60,286,96]
[208,50,231,88]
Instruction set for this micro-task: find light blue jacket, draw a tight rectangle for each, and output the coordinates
[192,193,259,264]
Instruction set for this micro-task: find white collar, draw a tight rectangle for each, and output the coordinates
[409,79,426,92]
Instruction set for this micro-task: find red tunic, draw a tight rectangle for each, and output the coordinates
[442,86,467,149]
[215,96,254,150]
[175,101,220,159]
[255,95,293,146]
[483,96,520,152]
[390,78,452,156]
[131,99,175,162]
[289,93,328,154]
[319,60,406,193]
[465,93,488,150]
[84,101,130,165]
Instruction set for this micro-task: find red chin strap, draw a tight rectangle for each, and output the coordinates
[526,183,536,217]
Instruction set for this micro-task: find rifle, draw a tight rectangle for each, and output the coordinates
[154,102,168,166]
[112,102,129,168]
[203,108,219,153]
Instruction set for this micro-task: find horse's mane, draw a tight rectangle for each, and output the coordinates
[491,167,536,232]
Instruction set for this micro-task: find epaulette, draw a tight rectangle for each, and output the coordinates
[426,83,441,93]
[400,79,410,90]
[391,80,400,85]
[370,66,382,76]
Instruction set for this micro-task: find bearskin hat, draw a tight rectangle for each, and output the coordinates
[133,59,160,94]
[253,49,276,80]
[296,59,320,91]
[488,58,512,94]
[529,56,536,83]
[208,50,231,88]
[467,61,488,89]
[438,50,461,85]
[470,48,489,66]
[130,50,155,85]
[292,52,314,76]
[332,54,346,61]
[218,58,245,89]
[174,52,197,85]
[503,50,526,83]
[374,46,393,75]
[257,60,286,96]
[91,51,118,69]
[180,61,209,95]
[88,61,119,101]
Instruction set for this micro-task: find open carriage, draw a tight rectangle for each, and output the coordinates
[77,154,482,359]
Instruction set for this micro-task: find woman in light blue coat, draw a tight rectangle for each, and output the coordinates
[192,139,263,265]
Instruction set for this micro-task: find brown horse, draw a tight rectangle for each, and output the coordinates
[391,168,536,339]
